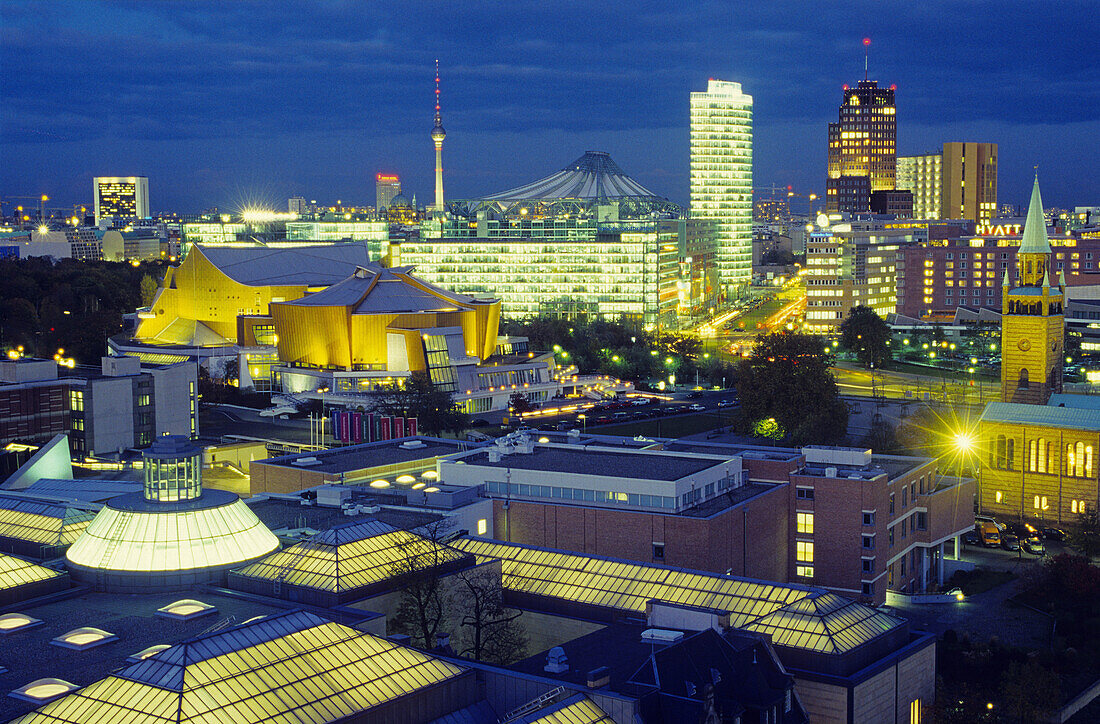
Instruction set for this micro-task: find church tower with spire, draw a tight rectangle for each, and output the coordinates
[431,60,446,214]
[1000,176,1064,404]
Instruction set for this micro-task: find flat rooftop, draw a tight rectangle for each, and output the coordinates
[678,482,781,518]
[258,436,474,474]
[0,589,300,722]
[664,440,802,462]
[248,497,443,533]
[459,445,731,481]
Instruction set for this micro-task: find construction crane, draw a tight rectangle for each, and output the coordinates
[1,194,50,222]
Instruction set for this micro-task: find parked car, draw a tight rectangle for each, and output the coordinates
[717,400,739,409]
[687,391,703,399]
[1043,527,1067,542]
[1022,538,1046,556]
[975,515,1006,533]
[688,403,706,412]
[1000,533,1021,552]
[977,521,1001,548]
[963,531,980,546]
[1009,522,1042,544]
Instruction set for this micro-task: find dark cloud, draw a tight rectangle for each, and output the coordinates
[1,0,1096,211]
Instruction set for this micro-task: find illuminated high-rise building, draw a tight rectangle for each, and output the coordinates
[93,176,149,223]
[431,60,446,213]
[375,174,401,210]
[825,47,896,213]
[690,79,753,299]
[896,153,942,219]
[942,142,998,223]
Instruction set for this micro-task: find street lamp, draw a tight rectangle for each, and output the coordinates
[578,414,586,433]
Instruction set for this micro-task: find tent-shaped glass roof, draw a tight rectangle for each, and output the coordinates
[10,610,467,724]
[0,552,65,591]
[233,520,468,594]
[453,538,903,654]
[0,496,94,547]
[743,591,901,654]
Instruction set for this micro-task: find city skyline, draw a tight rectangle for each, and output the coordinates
[2,0,1097,213]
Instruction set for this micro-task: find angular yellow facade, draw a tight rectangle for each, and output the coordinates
[271,264,500,373]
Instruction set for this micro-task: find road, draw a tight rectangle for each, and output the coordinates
[831,363,999,405]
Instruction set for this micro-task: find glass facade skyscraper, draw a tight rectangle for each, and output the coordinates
[825,80,897,213]
[690,79,753,300]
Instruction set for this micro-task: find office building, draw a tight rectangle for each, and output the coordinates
[690,79,754,298]
[376,173,401,210]
[401,151,711,327]
[942,142,997,223]
[869,189,913,217]
[92,176,149,223]
[803,224,914,333]
[0,356,197,457]
[287,196,306,214]
[896,153,942,219]
[826,81,896,213]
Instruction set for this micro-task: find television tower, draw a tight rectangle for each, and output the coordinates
[431,60,446,213]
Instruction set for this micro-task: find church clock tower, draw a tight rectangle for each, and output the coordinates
[1000,177,1063,405]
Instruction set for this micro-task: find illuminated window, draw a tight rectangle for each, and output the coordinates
[995,491,1003,503]
[477,518,488,536]
[796,512,814,534]
[1033,495,1049,511]
[910,698,921,724]
[796,565,814,578]
[796,541,814,563]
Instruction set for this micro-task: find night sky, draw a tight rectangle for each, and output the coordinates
[2,0,1097,214]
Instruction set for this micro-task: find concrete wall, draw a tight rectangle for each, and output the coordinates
[152,362,197,437]
[88,376,134,455]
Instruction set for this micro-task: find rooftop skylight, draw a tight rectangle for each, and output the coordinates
[0,613,43,635]
[156,599,217,621]
[50,627,117,650]
[10,678,78,704]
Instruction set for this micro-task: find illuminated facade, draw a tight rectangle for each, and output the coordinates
[804,226,909,332]
[942,142,998,223]
[690,79,754,297]
[65,435,279,592]
[92,176,149,223]
[375,173,401,210]
[999,179,1063,405]
[896,153,942,219]
[826,81,896,213]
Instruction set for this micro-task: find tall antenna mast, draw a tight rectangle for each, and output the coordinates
[434,59,442,126]
[862,37,871,81]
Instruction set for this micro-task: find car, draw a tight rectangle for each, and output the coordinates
[1043,527,1067,542]
[963,531,980,546]
[717,400,739,409]
[1022,538,1046,556]
[1000,533,1021,552]
[1010,522,1041,541]
[688,403,706,412]
[687,391,703,399]
[975,515,1006,533]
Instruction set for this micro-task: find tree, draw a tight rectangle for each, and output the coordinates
[1070,507,1100,559]
[839,305,892,368]
[390,521,455,649]
[998,659,1060,723]
[454,564,528,665]
[508,392,534,416]
[736,332,848,445]
[139,274,158,307]
[376,371,467,436]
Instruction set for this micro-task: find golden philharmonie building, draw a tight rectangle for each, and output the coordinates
[111,243,563,413]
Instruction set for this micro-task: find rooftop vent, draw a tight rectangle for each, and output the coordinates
[587,666,611,689]
[400,440,427,449]
[544,645,568,673]
[156,599,217,621]
[10,678,78,704]
[51,627,117,651]
[641,628,685,646]
[291,456,322,467]
[488,449,502,463]
[0,613,43,635]
[825,466,838,478]
[126,644,170,663]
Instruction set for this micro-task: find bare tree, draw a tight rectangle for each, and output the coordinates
[390,520,455,649]
[454,562,528,665]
